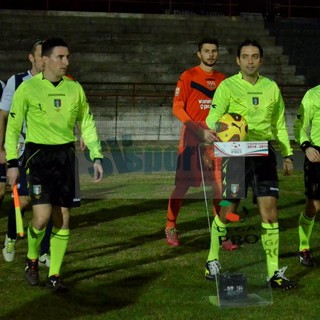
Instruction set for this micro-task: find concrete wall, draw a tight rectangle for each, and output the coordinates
[0,10,306,141]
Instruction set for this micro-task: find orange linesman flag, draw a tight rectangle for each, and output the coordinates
[13,184,24,237]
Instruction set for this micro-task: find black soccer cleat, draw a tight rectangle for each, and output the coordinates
[25,258,40,286]
[46,275,69,293]
[298,249,315,267]
[268,267,296,290]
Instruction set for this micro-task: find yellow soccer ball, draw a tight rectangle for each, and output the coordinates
[216,113,248,142]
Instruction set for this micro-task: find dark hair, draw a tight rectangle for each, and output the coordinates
[41,37,69,57]
[237,39,263,58]
[197,37,219,52]
[30,39,44,55]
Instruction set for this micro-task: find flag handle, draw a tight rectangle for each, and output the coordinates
[13,184,24,237]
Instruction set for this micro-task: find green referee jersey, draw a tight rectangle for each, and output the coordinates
[5,73,103,161]
[206,72,293,157]
[293,84,320,146]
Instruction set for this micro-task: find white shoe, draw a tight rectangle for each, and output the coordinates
[205,259,221,280]
[39,253,50,268]
[2,234,16,262]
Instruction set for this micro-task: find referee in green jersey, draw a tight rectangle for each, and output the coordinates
[294,85,320,267]
[204,39,295,290]
[5,38,103,292]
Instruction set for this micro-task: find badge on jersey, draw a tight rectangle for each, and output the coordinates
[206,80,216,89]
[54,99,61,109]
[252,97,259,106]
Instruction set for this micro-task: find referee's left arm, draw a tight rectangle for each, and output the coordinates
[293,91,313,150]
[271,90,293,158]
[77,95,103,160]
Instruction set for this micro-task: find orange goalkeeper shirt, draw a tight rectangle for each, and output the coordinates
[173,66,226,148]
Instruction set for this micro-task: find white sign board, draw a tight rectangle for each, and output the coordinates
[214,141,269,157]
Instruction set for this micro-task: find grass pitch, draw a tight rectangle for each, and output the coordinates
[0,169,319,319]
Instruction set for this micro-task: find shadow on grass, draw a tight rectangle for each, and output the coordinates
[278,198,305,210]
[0,272,161,320]
[67,214,212,263]
[69,197,205,231]
[67,196,301,264]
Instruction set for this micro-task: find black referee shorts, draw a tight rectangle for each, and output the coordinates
[0,163,6,183]
[222,144,279,201]
[304,145,320,200]
[25,142,81,207]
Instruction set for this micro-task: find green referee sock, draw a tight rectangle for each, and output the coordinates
[298,212,315,251]
[261,222,279,279]
[207,215,227,261]
[27,224,46,260]
[49,227,69,277]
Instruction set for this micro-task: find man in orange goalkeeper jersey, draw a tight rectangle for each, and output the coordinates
[165,37,236,249]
